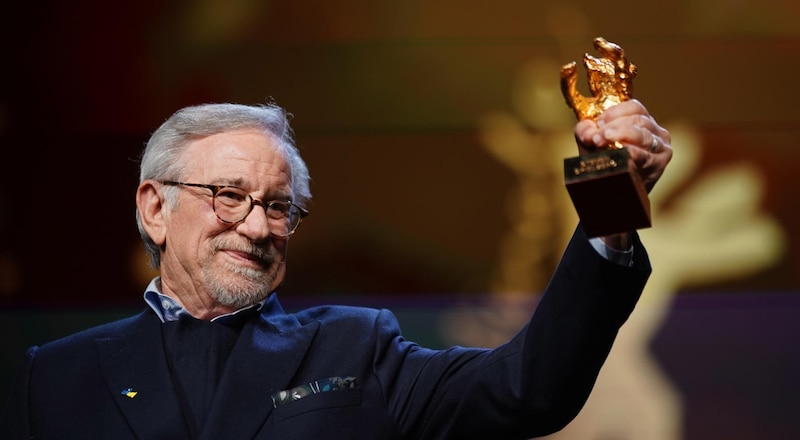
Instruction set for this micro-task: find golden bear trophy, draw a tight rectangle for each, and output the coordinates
[560,37,651,237]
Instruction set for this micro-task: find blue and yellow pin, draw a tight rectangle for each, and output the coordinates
[121,388,138,399]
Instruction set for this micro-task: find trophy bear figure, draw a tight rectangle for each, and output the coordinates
[560,37,638,123]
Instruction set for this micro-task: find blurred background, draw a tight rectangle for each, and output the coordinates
[1,1,799,438]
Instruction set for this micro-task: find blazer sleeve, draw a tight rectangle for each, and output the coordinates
[383,225,651,439]
[0,346,37,439]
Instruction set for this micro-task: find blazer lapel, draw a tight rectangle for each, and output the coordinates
[199,306,320,440]
[95,312,192,439]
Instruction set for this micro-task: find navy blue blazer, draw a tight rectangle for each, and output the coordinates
[1,227,650,439]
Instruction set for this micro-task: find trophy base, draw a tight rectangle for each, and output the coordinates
[564,148,651,238]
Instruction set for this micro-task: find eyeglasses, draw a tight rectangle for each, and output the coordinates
[160,181,309,237]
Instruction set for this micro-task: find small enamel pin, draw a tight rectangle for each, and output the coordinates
[121,388,138,399]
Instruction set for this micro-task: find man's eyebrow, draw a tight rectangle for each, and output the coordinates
[212,177,293,200]
[215,177,246,187]
[266,192,293,202]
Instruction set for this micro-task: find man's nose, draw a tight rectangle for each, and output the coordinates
[235,205,272,242]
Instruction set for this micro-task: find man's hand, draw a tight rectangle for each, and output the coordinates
[573,99,673,248]
[573,99,672,193]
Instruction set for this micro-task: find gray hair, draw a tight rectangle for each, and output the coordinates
[136,102,311,268]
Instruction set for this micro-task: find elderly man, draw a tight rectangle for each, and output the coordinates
[1,99,670,439]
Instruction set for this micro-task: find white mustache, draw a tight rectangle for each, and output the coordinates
[211,238,274,265]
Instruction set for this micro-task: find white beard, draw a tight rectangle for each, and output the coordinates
[204,237,287,309]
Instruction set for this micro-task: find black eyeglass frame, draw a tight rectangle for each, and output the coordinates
[160,180,309,236]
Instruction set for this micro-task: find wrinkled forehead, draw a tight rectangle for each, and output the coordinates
[181,129,292,187]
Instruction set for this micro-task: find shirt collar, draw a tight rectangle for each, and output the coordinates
[143,277,266,325]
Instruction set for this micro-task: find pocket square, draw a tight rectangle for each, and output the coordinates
[272,376,358,408]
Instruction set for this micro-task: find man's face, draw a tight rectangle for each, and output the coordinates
[158,128,294,312]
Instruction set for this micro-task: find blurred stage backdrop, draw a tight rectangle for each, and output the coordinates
[1,1,799,439]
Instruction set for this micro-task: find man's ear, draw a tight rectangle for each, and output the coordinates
[136,180,167,247]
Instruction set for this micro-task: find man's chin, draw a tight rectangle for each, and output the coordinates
[209,284,271,310]
[205,269,280,309]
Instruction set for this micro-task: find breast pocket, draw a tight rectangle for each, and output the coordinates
[273,387,361,422]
